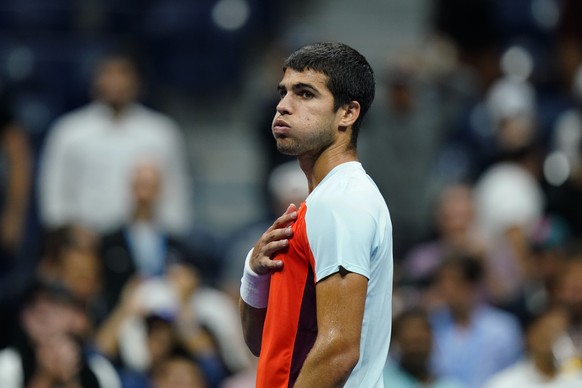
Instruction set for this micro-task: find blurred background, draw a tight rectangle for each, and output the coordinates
[1,0,582,387]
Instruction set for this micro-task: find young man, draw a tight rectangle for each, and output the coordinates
[38,54,192,236]
[239,42,393,387]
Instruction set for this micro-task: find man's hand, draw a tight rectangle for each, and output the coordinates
[250,203,298,274]
[239,203,298,356]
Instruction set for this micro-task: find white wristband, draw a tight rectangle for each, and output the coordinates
[240,249,271,309]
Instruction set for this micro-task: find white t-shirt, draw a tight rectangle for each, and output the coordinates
[39,102,193,234]
[305,161,394,388]
[484,360,582,388]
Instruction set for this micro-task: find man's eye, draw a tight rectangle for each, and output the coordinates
[278,90,287,99]
[300,91,313,98]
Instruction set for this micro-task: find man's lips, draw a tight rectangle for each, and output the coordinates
[272,119,290,136]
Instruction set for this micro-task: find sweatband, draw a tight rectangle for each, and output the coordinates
[240,249,271,308]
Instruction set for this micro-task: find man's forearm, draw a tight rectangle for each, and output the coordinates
[239,299,267,356]
[293,339,359,388]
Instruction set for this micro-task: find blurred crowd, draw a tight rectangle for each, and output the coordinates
[1,0,582,387]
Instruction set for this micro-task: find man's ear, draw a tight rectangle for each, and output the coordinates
[339,101,361,129]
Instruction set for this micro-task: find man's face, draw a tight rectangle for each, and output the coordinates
[93,58,139,107]
[272,68,341,157]
[436,266,473,312]
[22,298,77,343]
[397,316,432,361]
[132,162,162,208]
[557,261,582,323]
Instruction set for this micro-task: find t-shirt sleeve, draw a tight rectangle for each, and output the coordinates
[304,197,375,282]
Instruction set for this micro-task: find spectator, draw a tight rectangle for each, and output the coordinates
[473,80,546,306]
[38,53,193,236]
[0,279,120,388]
[511,216,572,326]
[95,263,251,386]
[360,54,454,259]
[403,182,485,287]
[547,70,582,237]
[36,223,106,326]
[430,256,523,387]
[484,307,581,388]
[552,252,582,378]
[0,93,31,263]
[384,308,465,387]
[550,64,582,180]
[100,159,190,313]
[0,90,33,349]
[151,345,209,388]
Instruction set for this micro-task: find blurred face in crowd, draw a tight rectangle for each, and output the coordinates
[147,318,176,366]
[93,57,139,109]
[22,296,78,344]
[59,248,101,303]
[395,314,433,373]
[556,259,582,325]
[166,263,199,302]
[529,245,566,303]
[436,184,475,237]
[436,264,475,317]
[152,356,208,388]
[386,74,414,114]
[132,161,162,210]
[527,309,567,360]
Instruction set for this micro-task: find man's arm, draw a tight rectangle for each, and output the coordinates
[239,303,267,356]
[38,121,72,228]
[239,204,298,356]
[0,123,31,251]
[294,267,368,388]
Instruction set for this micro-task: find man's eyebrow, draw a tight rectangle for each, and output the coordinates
[277,82,319,93]
[292,82,318,93]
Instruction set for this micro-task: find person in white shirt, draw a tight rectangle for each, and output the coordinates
[38,54,193,236]
[484,307,582,388]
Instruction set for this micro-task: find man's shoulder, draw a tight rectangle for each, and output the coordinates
[477,305,521,328]
[482,360,533,388]
[133,104,181,132]
[0,347,22,383]
[50,104,96,132]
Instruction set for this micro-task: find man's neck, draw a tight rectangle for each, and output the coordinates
[532,353,557,378]
[133,206,154,222]
[101,101,131,120]
[298,143,357,192]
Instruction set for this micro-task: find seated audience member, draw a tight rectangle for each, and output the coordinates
[546,135,582,238]
[472,109,545,307]
[430,256,523,387]
[95,263,251,387]
[484,307,582,387]
[552,253,582,377]
[0,91,32,309]
[151,346,209,388]
[0,279,120,388]
[403,183,485,286]
[384,308,465,387]
[550,63,582,211]
[38,53,193,236]
[100,160,190,313]
[512,216,572,325]
[37,224,106,326]
[359,54,457,259]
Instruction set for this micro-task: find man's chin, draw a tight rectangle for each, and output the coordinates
[276,143,299,156]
